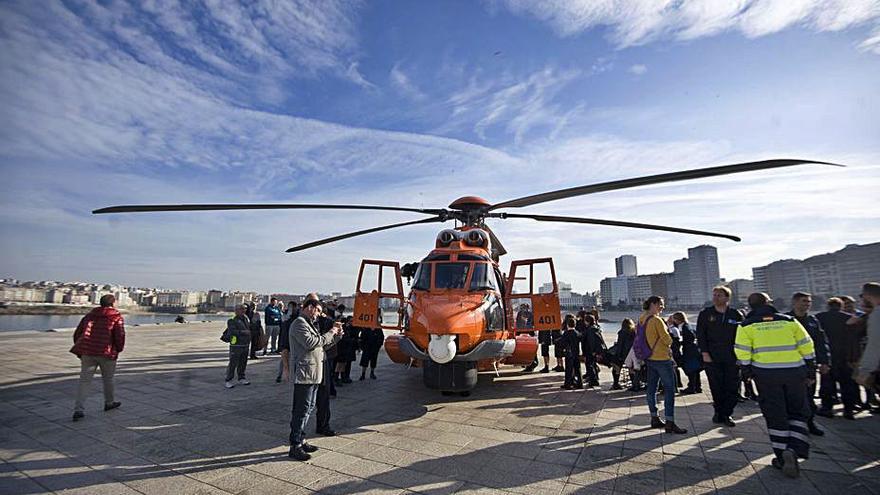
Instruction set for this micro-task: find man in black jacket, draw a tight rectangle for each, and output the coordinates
[697,286,743,427]
[308,295,338,436]
[787,292,830,435]
[816,297,859,419]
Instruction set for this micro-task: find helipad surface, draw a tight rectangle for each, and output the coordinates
[1,322,878,494]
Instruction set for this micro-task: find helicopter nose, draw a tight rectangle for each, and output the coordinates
[428,334,456,364]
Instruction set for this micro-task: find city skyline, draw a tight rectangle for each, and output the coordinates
[5,240,876,304]
[1,2,878,293]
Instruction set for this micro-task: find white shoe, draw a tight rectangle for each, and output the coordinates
[238,379,251,385]
[224,381,235,389]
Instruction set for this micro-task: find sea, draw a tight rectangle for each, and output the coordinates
[0,313,231,332]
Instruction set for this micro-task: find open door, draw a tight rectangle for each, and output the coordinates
[353,259,405,331]
[504,258,561,332]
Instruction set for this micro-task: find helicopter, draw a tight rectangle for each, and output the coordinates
[94,158,840,394]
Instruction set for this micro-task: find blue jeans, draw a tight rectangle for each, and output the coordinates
[289,383,318,447]
[646,359,677,421]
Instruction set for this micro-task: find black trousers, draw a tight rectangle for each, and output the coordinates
[753,367,810,459]
[289,384,318,446]
[225,346,248,381]
[249,333,262,358]
[805,373,818,420]
[821,362,859,412]
[583,354,599,383]
[705,360,739,417]
[315,360,333,432]
[360,350,379,369]
[564,356,582,387]
[685,370,702,391]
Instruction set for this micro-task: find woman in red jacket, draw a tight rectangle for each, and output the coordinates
[70,294,125,421]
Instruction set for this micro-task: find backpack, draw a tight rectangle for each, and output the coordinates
[632,316,659,361]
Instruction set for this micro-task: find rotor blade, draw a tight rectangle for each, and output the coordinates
[285,216,445,253]
[93,203,444,215]
[489,158,843,210]
[499,213,742,242]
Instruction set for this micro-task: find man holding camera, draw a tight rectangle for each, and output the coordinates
[284,298,342,461]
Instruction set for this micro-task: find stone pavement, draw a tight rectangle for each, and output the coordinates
[1,322,878,495]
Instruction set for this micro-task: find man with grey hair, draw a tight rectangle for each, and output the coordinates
[224,304,251,389]
[284,298,342,461]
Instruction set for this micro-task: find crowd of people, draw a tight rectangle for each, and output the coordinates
[68,281,880,476]
[217,295,388,460]
[515,282,880,478]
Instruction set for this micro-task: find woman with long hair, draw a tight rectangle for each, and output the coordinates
[640,296,687,434]
[611,318,637,390]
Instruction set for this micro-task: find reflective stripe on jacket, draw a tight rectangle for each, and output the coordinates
[734,305,815,369]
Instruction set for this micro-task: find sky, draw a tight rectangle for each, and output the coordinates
[1,0,878,295]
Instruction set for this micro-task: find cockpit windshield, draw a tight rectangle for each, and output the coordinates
[413,263,432,290]
[434,263,471,290]
[469,263,497,291]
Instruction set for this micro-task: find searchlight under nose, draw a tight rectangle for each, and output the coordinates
[428,334,456,363]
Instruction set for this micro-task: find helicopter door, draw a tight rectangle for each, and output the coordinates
[504,258,561,332]
[353,260,405,330]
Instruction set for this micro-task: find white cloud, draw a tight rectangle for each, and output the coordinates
[1,1,877,295]
[346,62,376,89]
[440,66,583,145]
[628,64,648,75]
[389,63,426,100]
[491,0,880,51]
[859,25,880,53]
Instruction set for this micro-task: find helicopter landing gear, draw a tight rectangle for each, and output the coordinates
[423,360,477,392]
[440,390,472,397]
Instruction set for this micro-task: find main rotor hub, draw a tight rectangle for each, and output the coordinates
[448,196,491,211]
[448,196,490,226]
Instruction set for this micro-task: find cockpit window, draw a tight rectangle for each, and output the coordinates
[434,263,471,289]
[469,263,497,291]
[457,254,489,261]
[423,254,450,261]
[413,263,432,290]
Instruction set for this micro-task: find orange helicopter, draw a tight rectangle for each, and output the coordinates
[94,159,840,394]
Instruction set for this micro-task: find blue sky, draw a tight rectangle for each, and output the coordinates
[1,0,878,294]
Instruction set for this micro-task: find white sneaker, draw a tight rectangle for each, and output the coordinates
[224,381,235,389]
[238,378,251,385]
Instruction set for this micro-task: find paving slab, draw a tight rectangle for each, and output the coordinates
[1,322,879,494]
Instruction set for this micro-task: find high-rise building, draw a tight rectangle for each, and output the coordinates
[727,278,755,308]
[670,245,721,307]
[600,276,630,308]
[615,255,638,277]
[626,275,653,306]
[753,242,880,304]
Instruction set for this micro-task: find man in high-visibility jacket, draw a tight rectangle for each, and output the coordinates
[735,292,815,479]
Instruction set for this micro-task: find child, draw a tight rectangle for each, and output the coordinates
[359,327,384,380]
[610,318,636,390]
[556,314,583,389]
[581,314,606,388]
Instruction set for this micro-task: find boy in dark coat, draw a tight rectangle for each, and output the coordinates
[359,327,385,380]
[335,316,359,384]
[581,314,605,388]
[556,315,583,389]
